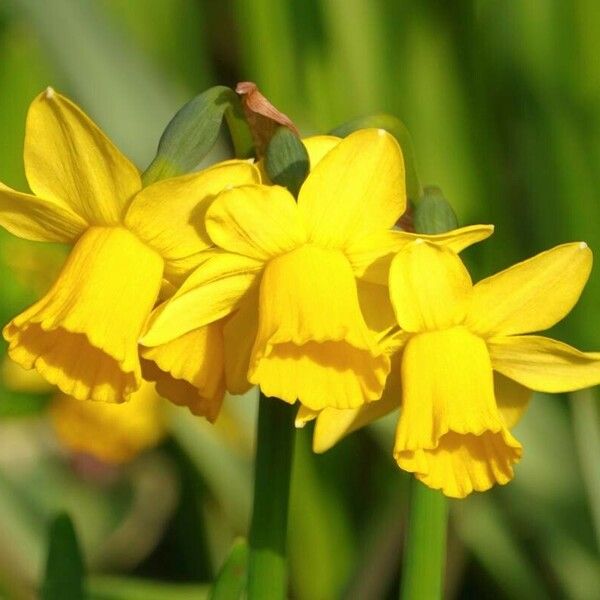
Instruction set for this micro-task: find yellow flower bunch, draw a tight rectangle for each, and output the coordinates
[2,90,599,498]
[0,89,258,415]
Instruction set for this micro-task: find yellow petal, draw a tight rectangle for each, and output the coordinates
[206,185,306,260]
[466,242,592,337]
[141,324,225,422]
[24,89,141,224]
[396,430,522,498]
[3,227,163,402]
[346,224,494,283]
[303,135,341,167]
[489,335,600,392]
[389,241,472,332]
[310,353,401,453]
[249,245,390,409]
[125,160,260,281]
[298,129,405,249]
[49,382,166,464]
[494,372,532,429]
[0,182,87,243]
[295,405,318,427]
[396,327,504,451]
[223,290,258,395]
[142,250,263,346]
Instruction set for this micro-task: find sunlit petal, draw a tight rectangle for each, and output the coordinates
[396,327,503,452]
[24,89,141,224]
[389,241,472,332]
[206,184,306,261]
[303,135,341,167]
[466,242,592,337]
[298,129,405,249]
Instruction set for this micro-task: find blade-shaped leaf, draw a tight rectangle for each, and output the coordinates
[41,513,85,600]
[209,538,249,600]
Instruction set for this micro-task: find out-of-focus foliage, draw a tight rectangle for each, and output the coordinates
[0,1,598,598]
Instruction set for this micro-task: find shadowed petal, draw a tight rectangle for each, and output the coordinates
[141,324,226,422]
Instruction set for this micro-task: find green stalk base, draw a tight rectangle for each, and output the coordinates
[400,481,448,600]
[247,394,296,599]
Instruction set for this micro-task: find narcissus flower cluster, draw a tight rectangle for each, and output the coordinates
[2,90,600,497]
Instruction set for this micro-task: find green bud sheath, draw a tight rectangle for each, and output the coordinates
[265,126,310,199]
[413,186,459,234]
[142,86,254,185]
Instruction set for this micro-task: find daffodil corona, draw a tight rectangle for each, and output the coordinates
[0,89,259,406]
[142,131,493,411]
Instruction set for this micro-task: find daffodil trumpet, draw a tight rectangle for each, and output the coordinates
[0,88,259,405]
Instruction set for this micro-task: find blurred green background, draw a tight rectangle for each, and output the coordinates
[0,1,599,598]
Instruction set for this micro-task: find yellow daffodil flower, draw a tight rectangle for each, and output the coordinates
[0,89,259,404]
[142,129,493,411]
[306,240,600,498]
[49,381,166,464]
[138,136,347,417]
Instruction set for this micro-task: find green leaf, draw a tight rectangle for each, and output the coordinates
[209,538,249,600]
[265,126,310,198]
[88,576,209,600]
[330,114,422,202]
[413,186,459,234]
[143,86,253,184]
[41,513,85,600]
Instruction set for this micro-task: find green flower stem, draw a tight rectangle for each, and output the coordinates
[400,481,448,600]
[247,393,296,599]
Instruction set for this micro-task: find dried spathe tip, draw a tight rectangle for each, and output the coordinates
[235,81,299,157]
[236,82,298,134]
